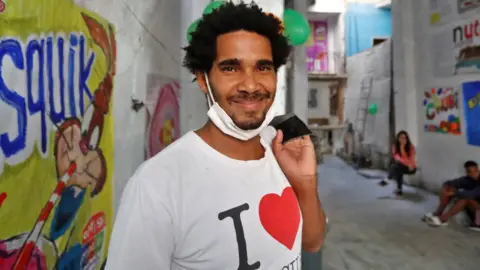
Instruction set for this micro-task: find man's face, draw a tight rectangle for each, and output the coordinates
[199,30,277,130]
[466,165,480,179]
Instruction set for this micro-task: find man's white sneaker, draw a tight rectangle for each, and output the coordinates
[469,224,480,232]
[427,216,447,227]
[422,212,434,221]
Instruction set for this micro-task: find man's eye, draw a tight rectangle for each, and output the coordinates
[258,66,273,71]
[221,67,236,72]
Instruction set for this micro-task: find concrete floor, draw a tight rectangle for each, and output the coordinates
[319,157,480,270]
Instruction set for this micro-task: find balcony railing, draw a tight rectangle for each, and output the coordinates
[307,51,346,79]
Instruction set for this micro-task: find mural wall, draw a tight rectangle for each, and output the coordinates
[0,0,115,269]
[422,87,461,135]
[145,74,180,159]
[462,81,480,146]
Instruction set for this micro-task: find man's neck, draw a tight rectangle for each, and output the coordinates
[195,121,265,161]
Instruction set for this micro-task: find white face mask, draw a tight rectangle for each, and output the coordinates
[204,73,277,141]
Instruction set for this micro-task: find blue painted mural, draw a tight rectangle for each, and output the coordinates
[345,2,391,57]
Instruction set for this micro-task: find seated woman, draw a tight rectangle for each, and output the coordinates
[378,130,417,197]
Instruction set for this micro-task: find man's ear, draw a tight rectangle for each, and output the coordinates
[195,72,208,94]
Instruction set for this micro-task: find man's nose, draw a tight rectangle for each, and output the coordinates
[239,71,259,92]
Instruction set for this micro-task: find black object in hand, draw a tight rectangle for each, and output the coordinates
[269,113,313,144]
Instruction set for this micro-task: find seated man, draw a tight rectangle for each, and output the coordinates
[425,160,480,229]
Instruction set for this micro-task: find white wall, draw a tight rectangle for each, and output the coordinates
[349,0,382,3]
[309,0,345,13]
[335,12,346,68]
[344,39,392,155]
[392,0,480,191]
[307,81,331,119]
[375,0,392,8]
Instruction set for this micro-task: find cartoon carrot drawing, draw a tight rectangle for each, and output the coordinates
[12,163,77,270]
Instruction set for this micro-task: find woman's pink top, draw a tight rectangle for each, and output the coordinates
[392,144,416,167]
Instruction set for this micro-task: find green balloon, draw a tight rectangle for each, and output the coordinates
[368,104,378,115]
[203,1,224,15]
[187,19,200,42]
[283,9,310,46]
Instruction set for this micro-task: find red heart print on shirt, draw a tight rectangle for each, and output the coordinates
[259,187,300,250]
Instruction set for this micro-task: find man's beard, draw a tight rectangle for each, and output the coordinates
[208,83,273,130]
[226,91,272,130]
[231,111,268,130]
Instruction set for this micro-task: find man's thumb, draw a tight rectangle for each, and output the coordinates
[272,129,283,154]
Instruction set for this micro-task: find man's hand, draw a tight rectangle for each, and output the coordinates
[271,129,325,252]
[271,130,317,193]
[56,121,104,192]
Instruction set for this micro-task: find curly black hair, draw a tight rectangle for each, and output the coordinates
[183,1,291,74]
[464,160,478,169]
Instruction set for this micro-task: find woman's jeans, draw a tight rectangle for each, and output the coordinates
[388,162,416,191]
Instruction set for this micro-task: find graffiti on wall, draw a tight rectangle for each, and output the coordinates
[0,0,115,269]
[462,81,480,146]
[145,74,180,159]
[306,21,328,73]
[429,0,480,26]
[423,87,461,134]
[452,18,480,75]
[430,0,480,77]
[457,0,480,14]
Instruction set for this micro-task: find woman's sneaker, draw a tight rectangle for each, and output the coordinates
[469,224,480,231]
[395,189,403,198]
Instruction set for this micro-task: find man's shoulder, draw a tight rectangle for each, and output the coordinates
[134,132,199,180]
[150,131,197,161]
[125,132,200,201]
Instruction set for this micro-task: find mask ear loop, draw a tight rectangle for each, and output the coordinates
[204,72,215,108]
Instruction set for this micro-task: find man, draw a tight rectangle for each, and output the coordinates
[105,2,326,269]
[425,160,480,230]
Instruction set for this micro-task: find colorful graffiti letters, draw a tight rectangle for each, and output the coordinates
[423,87,461,134]
[453,19,480,45]
[0,34,95,157]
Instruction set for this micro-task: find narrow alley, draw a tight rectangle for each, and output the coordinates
[319,157,480,270]
[2,0,480,269]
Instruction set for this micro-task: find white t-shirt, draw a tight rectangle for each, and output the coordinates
[106,131,303,270]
